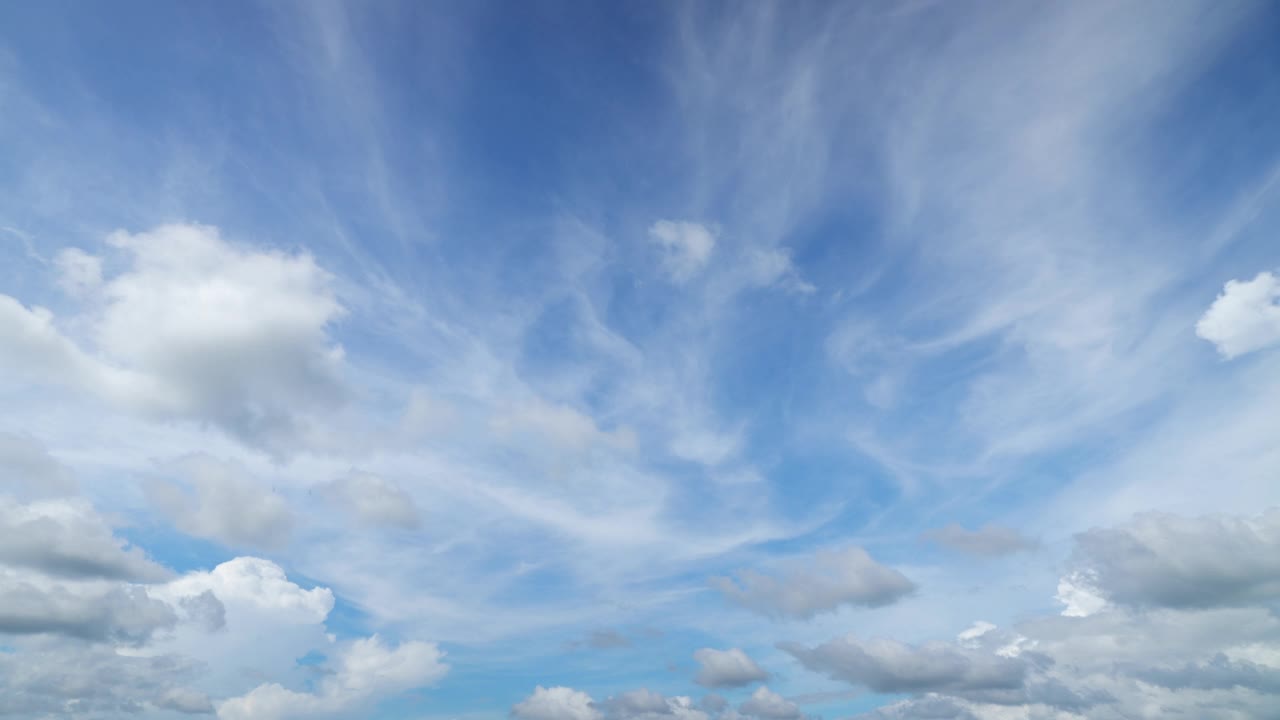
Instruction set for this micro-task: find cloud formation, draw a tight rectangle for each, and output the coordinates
[710,547,915,619]
[1197,271,1280,358]
[694,647,769,688]
[923,524,1037,557]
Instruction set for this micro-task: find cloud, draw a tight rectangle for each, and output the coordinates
[217,634,448,720]
[155,687,216,715]
[693,648,769,688]
[158,556,333,623]
[146,454,293,549]
[779,635,1028,696]
[492,398,637,454]
[710,547,915,619]
[53,246,103,297]
[1196,270,1280,358]
[1066,509,1280,609]
[737,687,803,720]
[1,223,348,457]
[0,432,77,498]
[319,471,420,530]
[0,642,208,716]
[0,574,177,645]
[923,524,1037,557]
[0,497,169,581]
[649,221,717,283]
[513,686,603,720]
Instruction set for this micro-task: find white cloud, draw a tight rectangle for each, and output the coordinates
[694,648,769,688]
[1,223,349,457]
[513,685,603,720]
[710,547,915,619]
[492,398,637,454]
[738,687,803,720]
[319,471,420,530]
[218,635,447,720]
[159,556,333,623]
[649,221,717,283]
[146,454,293,549]
[1196,270,1280,358]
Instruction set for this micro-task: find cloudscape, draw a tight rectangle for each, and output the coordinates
[2,2,1280,718]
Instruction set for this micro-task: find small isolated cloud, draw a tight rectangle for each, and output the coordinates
[738,687,803,720]
[923,523,1037,557]
[146,454,293,550]
[742,248,815,295]
[694,648,769,688]
[710,547,915,619]
[319,471,420,530]
[649,221,716,283]
[513,686,603,720]
[1065,509,1280,610]
[1195,270,1280,358]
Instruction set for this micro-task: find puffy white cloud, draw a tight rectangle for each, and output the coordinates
[1,223,349,457]
[1196,270,1280,358]
[217,635,448,720]
[738,687,803,720]
[649,221,717,283]
[146,454,293,549]
[0,497,169,581]
[319,471,420,530]
[513,685,603,720]
[923,523,1037,557]
[693,647,769,688]
[1066,509,1280,609]
[159,556,333,623]
[710,547,915,619]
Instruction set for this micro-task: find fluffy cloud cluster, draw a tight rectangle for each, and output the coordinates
[1196,270,1280,358]
[1,223,348,457]
[512,685,802,720]
[805,509,1280,719]
[710,547,915,619]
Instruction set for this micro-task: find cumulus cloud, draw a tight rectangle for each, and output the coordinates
[159,556,333,624]
[804,509,1280,719]
[1196,270,1280,358]
[694,648,769,688]
[1,223,348,457]
[217,635,448,720]
[0,497,169,581]
[737,687,803,720]
[146,454,293,549]
[923,523,1037,557]
[513,685,603,720]
[649,221,717,283]
[710,547,915,619]
[319,471,420,530]
[0,573,177,645]
[779,635,1028,696]
[1066,509,1280,609]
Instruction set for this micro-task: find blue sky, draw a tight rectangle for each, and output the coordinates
[2,1,1280,719]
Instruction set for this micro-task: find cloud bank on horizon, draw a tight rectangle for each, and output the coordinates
[2,1,1280,718]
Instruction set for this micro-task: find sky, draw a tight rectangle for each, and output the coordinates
[2,1,1280,718]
